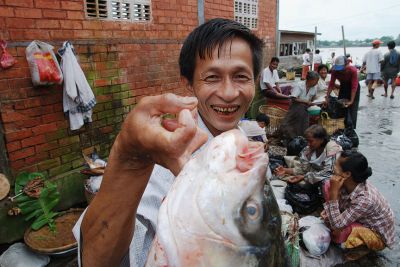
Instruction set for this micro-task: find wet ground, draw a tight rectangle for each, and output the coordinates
[348,83,400,266]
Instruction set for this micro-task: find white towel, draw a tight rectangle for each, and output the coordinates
[59,41,96,130]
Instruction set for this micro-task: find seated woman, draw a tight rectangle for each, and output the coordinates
[278,71,319,141]
[321,151,395,260]
[275,125,342,185]
[316,64,339,101]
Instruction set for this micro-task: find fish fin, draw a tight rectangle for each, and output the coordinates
[145,235,169,267]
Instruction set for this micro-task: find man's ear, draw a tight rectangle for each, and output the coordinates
[342,171,352,180]
[180,76,193,92]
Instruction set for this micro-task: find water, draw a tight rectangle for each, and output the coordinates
[344,83,400,266]
[318,46,388,67]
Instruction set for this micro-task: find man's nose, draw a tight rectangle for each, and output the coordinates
[217,78,239,101]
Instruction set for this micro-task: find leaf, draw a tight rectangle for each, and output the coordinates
[15,172,30,194]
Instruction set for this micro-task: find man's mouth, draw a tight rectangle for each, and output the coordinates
[211,105,240,115]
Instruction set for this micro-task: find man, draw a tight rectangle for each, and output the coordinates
[301,48,311,80]
[313,49,323,71]
[238,113,270,143]
[326,56,360,129]
[74,18,264,267]
[362,39,384,99]
[260,57,289,99]
[381,41,400,99]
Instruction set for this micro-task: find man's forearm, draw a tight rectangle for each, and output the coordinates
[81,136,154,267]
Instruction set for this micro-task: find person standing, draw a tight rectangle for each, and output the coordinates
[326,56,360,129]
[314,49,323,71]
[301,48,311,80]
[381,41,400,99]
[260,57,290,99]
[362,39,384,99]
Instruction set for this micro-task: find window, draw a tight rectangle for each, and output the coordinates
[234,0,258,29]
[85,0,151,21]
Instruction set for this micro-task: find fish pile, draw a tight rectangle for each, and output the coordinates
[146,129,286,267]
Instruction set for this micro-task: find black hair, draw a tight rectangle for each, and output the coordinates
[179,18,264,85]
[388,41,396,49]
[306,48,311,53]
[339,150,372,183]
[270,57,280,63]
[255,113,270,125]
[306,71,319,81]
[317,64,328,73]
[315,49,320,54]
[304,125,329,148]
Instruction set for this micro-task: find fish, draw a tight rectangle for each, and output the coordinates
[145,129,287,267]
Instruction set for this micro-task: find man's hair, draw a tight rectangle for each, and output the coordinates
[306,48,311,53]
[317,64,328,73]
[304,125,329,148]
[179,18,264,85]
[255,113,270,125]
[388,41,396,49]
[315,49,320,54]
[339,150,372,183]
[270,57,280,63]
[306,71,319,80]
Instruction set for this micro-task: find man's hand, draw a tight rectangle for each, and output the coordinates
[274,165,286,176]
[288,175,304,184]
[329,175,344,200]
[119,93,208,176]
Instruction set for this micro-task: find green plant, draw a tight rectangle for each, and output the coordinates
[14,172,60,232]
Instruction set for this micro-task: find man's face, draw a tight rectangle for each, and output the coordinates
[269,61,278,71]
[257,121,266,128]
[189,38,255,136]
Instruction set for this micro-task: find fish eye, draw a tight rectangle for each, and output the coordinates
[245,201,260,221]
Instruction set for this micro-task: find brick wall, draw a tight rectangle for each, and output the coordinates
[0,0,277,181]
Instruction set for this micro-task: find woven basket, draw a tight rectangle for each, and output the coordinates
[319,112,345,135]
[286,71,296,81]
[259,105,288,135]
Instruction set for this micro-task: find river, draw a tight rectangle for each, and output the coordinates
[318,46,388,67]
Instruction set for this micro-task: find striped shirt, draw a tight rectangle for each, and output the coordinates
[323,181,395,248]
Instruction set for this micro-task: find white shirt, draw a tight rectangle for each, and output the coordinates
[237,120,267,143]
[260,67,279,90]
[362,48,384,73]
[302,52,310,66]
[291,81,317,101]
[314,54,322,64]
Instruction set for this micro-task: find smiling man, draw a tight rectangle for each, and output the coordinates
[75,18,264,267]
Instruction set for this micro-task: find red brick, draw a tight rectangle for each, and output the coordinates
[42,112,64,123]
[36,19,60,29]
[6,141,21,153]
[10,159,25,170]
[21,134,46,147]
[15,117,42,128]
[1,111,28,123]
[4,0,33,8]
[25,152,49,165]
[23,29,50,40]
[61,1,82,10]
[32,122,58,135]
[0,7,14,17]
[6,18,36,29]
[67,10,84,20]
[15,8,42,18]
[50,30,74,40]
[82,21,103,30]
[35,0,61,9]
[35,140,59,153]
[6,129,33,142]
[59,20,82,30]
[94,79,111,87]
[8,78,33,90]
[42,9,67,19]
[9,147,35,161]
[100,126,113,134]
[74,30,94,39]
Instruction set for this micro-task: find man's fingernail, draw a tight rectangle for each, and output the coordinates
[180,96,197,104]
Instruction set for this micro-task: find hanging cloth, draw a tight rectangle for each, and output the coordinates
[59,41,96,130]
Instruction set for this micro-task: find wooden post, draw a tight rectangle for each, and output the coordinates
[341,25,347,56]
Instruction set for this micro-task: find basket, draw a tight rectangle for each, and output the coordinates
[259,105,287,135]
[286,71,296,81]
[319,112,345,135]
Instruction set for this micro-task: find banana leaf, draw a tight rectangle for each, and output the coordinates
[15,172,60,231]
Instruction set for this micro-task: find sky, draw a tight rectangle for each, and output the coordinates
[279,0,400,41]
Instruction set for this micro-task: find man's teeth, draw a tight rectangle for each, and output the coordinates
[212,106,239,113]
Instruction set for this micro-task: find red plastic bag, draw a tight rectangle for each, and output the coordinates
[26,40,63,86]
[0,40,17,69]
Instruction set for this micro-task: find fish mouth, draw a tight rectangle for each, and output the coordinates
[211,105,240,116]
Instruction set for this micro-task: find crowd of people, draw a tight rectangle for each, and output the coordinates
[72,18,397,267]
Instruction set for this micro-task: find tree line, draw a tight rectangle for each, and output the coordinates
[317,34,400,48]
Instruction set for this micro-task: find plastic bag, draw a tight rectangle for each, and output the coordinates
[0,243,49,267]
[285,183,322,214]
[299,216,331,256]
[324,96,346,119]
[0,40,16,69]
[331,130,353,150]
[286,136,307,156]
[26,40,63,86]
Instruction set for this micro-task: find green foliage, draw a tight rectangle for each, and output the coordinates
[15,172,60,232]
[317,34,399,47]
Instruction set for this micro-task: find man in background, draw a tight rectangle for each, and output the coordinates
[260,57,290,99]
[313,49,323,71]
[381,41,400,99]
[362,39,384,99]
[302,48,311,80]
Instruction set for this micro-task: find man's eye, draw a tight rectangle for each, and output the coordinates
[234,74,251,81]
[204,75,220,82]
